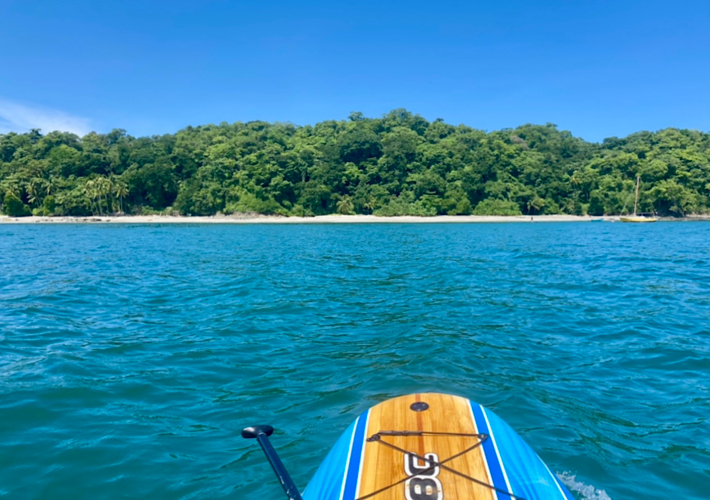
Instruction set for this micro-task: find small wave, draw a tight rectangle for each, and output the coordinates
[558,472,612,500]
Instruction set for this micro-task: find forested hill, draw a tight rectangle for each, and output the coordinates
[1,109,709,217]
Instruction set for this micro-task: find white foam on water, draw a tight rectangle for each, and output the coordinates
[557,472,612,500]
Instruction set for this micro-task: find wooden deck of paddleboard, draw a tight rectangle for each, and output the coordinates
[357,393,495,500]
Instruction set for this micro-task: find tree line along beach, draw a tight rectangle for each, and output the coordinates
[3,214,710,224]
[1,109,709,220]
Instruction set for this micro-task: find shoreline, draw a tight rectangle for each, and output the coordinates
[1,214,708,224]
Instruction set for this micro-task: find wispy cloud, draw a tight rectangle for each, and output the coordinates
[0,99,92,136]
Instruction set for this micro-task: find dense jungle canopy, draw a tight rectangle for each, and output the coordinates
[1,109,709,217]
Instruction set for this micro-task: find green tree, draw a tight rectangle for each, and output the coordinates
[2,191,31,216]
[473,199,522,216]
[1,112,709,218]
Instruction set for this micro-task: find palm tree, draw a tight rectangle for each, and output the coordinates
[45,177,56,197]
[98,176,112,214]
[84,179,99,215]
[83,180,93,214]
[26,177,46,207]
[95,180,104,215]
[3,180,22,201]
[336,196,354,215]
[113,179,129,214]
[26,181,39,206]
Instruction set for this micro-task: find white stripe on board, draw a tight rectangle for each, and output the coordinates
[338,416,360,500]
[468,403,495,487]
[353,410,371,500]
[541,458,569,500]
[480,405,514,495]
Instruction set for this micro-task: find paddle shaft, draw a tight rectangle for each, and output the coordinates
[243,426,303,500]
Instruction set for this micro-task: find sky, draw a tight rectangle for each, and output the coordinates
[0,0,708,142]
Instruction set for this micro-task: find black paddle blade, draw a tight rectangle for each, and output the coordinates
[242,424,274,439]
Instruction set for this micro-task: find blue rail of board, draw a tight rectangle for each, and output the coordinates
[302,399,574,500]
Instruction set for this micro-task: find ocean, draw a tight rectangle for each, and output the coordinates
[1,222,709,499]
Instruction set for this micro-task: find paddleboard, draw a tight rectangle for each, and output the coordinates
[302,393,574,500]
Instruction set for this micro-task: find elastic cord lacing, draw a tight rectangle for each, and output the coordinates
[355,430,525,500]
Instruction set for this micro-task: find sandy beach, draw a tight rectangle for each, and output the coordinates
[0,214,606,224]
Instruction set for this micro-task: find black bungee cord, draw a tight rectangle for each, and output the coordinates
[355,430,525,500]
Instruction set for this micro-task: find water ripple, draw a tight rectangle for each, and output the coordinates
[1,223,710,499]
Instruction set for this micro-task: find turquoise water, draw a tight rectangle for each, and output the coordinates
[1,223,709,500]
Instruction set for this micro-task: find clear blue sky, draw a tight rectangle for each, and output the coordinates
[1,0,708,142]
